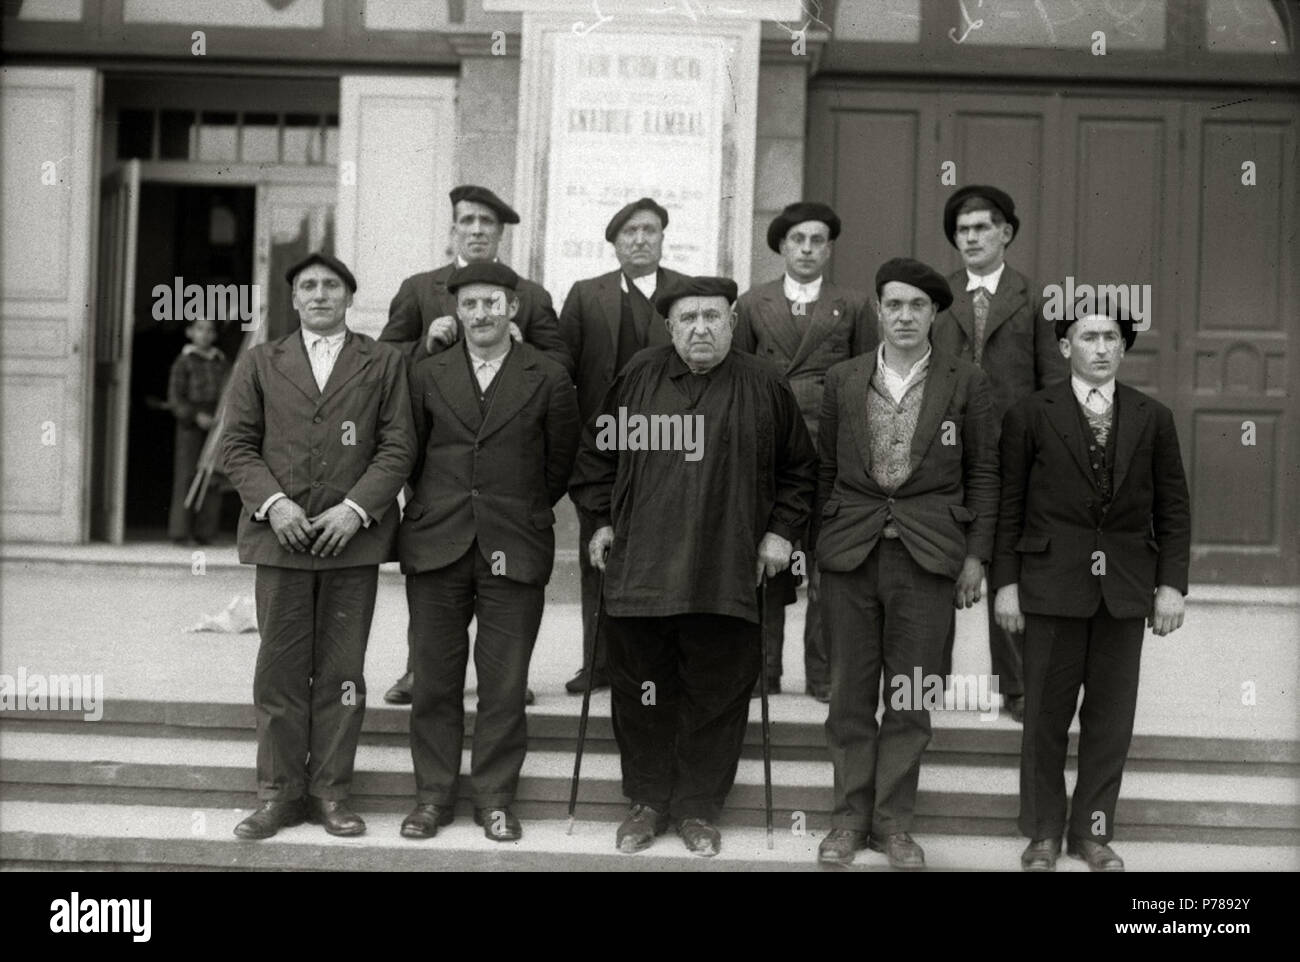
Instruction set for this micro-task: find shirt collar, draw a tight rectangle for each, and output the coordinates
[1072,375,1115,406]
[877,342,932,382]
[182,344,225,361]
[456,254,500,269]
[301,327,346,350]
[783,273,824,304]
[620,270,659,299]
[966,262,1006,294]
[466,339,510,368]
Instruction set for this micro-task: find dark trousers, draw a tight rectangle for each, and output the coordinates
[577,510,607,672]
[252,564,377,801]
[168,424,221,541]
[1020,606,1144,844]
[407,542,544,808]
[762,558,828,686]
[605,611,761,821]
[822,538,954,835]
[940,574,1024,697]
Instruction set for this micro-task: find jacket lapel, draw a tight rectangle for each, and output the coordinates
[758,282,803,362]
[904,354,958,478]
[599,271,623,355]
[787,283,844,373]
[845,354,877,479]
[946,283,976,347]
[270,332,323,402]
[981,266,1028,344]
[1043,381,1094,482]
[318,331,374,404]
[429,347,483,434]
[478,348,545,442]
[1111,382,1149,498]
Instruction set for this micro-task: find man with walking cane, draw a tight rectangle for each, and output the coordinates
[570,275,817,857]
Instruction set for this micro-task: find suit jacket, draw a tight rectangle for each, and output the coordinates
[932,264,1068,431]
[398,341,580,586]
[990,380,1191,620]
[733,278,877,448]
[380,262,573,376]
[559,266,691,428]
[221,330,416,570]
[815,351,1000,580]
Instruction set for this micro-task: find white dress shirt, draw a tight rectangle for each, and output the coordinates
[965,261,1006,295]
[467,343,510,393]
[878,343,932,405]
[1071,374,1116,413]
[783,273,824,305]
[620,271,658,301]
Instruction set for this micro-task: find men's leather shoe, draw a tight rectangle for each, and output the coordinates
[233,798,305,840]
[1068,837,1125,872]
[750,676,781,698]
[1021,837,1062,872]
[677,817,721,857]
[565,666,610,694]
[869,832,925,870]
[615,803,670,853]
[1005,694,1026,723]
[383,671,413,705]
[307,798,366,837]
[400,803,454,839]
[475,807,522,841]
[806,682,831,704]
[818,828,869,865]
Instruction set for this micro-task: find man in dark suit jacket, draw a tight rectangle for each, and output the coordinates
[557,197,689,694]
[992,311,1190,873]
[396,262,579,843]
[815,258,999,870]
[932,185,1069,722]
[380,184,572,704]
[734,201,878,701]
[222,252,416,841]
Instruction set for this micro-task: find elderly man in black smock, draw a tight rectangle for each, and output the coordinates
[570,275,817,858]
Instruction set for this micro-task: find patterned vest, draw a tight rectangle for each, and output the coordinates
[866,366,927,493]
[1073,391,1118,502]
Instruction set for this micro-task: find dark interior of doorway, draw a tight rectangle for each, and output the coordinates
[125,183,255,541]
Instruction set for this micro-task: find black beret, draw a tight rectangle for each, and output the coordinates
[605,197,669,242]
[943,185,1020,248]
[446,261,520,294]
[285,252,357,293]
[1054,313,1138,351]
[875,257,953,313]
[450,184,520,225]
[654,276,739,317]
[766,201,841,253]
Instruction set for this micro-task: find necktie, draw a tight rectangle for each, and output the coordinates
[971,287,990,366]
[1086,388,1108,415]
[310,337,330,392]
[475,360,494,393]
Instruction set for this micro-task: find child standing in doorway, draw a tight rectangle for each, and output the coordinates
[167,316,230,544]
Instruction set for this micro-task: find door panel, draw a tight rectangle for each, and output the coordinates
[254,178,336,343]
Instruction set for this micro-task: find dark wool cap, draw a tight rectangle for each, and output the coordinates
[766,201,841,252]
[605,197,669,242]
[450,184,520,225]
[285,252,357,293]
[446,261,520,294]
[875,257,953,313]
[1055,313,1138,351]
[654,276,739,317]
[943,185,1020,248]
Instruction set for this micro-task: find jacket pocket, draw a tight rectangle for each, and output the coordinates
[403,500,426,521]
[531,508,557,529]
[821,499,841,517]
[1015,535,1050,553]
[949,504,976,523]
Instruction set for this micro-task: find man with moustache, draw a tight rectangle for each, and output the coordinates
[734,201,877,701]
[397,262,578,843]
[558,197,690,694]
[815,258,998,870]
[570,276,816,858]
[222,253,416,840]
[932,186,1068,722]
[992,311,1189,872]
[381,184,571,705]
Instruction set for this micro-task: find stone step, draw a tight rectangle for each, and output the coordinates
[2,801,1296,872]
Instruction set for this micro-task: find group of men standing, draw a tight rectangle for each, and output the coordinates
[220,179,1190,871]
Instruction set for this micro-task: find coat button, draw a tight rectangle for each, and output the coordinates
[313,416,322,424]
[312,481,321,488]
[471,488,479,497]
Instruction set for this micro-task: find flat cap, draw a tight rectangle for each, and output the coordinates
[944,185,1020,248]
[446,261,520,294]
[767,201,841,253]
[875,257,953,313]
[605,197,669,242]
[1055,312,1138,351]
[654,276,739,317]
[285,251,357,293]
[450,184,520,225]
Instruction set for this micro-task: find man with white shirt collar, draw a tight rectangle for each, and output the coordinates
[991,312,1190,872]
[932,185,1068,722]
[734,201,876,701]
[222,252,416,841]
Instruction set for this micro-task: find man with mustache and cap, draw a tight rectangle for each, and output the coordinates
[222,252,416,840]
[570,275,816,857]
[815,258,999,869]
[933,185,1068,723]
[381,184,571,705]
[397,261,578,843]
[992,311,1189,872]
[734,201,877,702]
[558,197,690,695]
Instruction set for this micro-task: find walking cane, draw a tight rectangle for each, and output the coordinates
[758,575,775,850]
[567,568,605,835]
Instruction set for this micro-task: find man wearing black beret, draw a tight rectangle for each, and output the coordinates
[571,275,816,858]
[932,185,1068,723]
[379,184,571,705]
[557,197,690,695]
[734,201,877,702]
[992,311,1189,872]
[816,258,999,869]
